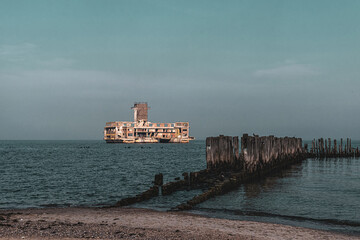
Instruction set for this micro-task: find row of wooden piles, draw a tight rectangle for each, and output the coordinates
[172,134,306,210]
[206,134,304,173]
[308,138,360,157]
[115,134,306,209]
[114,134,359,210]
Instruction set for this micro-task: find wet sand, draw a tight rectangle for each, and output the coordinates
[0,207,358,240]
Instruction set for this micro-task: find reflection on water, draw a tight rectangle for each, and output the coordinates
[242,162,304,199]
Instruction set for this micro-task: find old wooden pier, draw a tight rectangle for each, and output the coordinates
[115,134,359,210]
[308,138,359,158]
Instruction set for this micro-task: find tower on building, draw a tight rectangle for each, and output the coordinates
[131,102,150,122]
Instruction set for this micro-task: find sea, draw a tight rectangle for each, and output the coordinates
[0,140,359,236]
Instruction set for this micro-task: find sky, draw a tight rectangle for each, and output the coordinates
[0,0,360,140]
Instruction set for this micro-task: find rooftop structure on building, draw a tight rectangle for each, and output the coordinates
[104,102,194,143]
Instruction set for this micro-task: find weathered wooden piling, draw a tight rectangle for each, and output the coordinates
[114,187,159,207]
[206,134,304,174]
[114,173,163,207]
[309,137,358,158]
[162,179,187,196]
[154,173,163,186]
[239,135,303,173]
[325,139,328,154]
[174,134,305,210]
[321,138,325,155]
[340,138,343,154]
[206,135,236,169]
[233,136,240,160]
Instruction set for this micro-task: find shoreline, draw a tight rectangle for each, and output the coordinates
[0,207,358,240]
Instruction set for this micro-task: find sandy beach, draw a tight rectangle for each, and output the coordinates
[0,207,358,240]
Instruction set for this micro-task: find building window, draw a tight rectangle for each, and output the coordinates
[157,124,160,127]
[131,123,134,127]
[128,133,133,136]
[171,124,174,127]
[149,123,153,127]
[123,123,126,126]
[164,124,168,127]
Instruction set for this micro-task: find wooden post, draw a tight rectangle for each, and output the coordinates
[233,136,239,163]
[241,134,248,153]
[334,139,337,155]
[154,173,163,186]
[206,137,213,169]
[340,138,343,154]
[219,135,226,166]
[346,139,348,154]
[325,139,328,155]
[349,138,352,153]
[313,139,316,154]
[312,139,315,154]
[206,137,220,169]
[228,136,234,166]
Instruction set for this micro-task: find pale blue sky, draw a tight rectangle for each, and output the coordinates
[1,0,359,140]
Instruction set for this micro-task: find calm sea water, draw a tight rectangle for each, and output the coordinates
[0,140,359,235]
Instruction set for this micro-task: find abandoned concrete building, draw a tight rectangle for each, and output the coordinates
[104,102,194,143]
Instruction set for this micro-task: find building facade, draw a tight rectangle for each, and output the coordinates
[104,103,193,143]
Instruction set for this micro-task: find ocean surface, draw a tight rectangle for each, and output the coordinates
[0,140,359,235]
